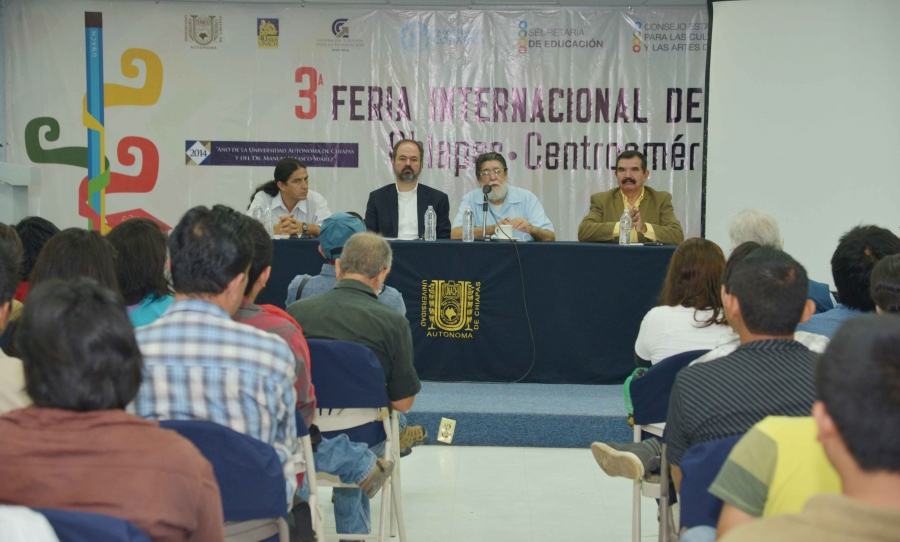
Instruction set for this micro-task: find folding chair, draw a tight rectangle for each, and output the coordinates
[160,420,290,542]
[35,508,152,542]
[294,407,323,541]
[628,350,708,542]
[301,339,406,542]
[678,435,742,530]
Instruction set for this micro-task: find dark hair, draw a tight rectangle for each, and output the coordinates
[817,315,900,472]
[243,216,274,296]
[15,216,60,280]
[248,158,308,208]
[15,278,142,411]
[658,238,727,327]
[392,139,424,161]
[169,205,253,295]
[474,152,507,177]
[615,150,647,171]
[870,254,900,314]
[724,246,809,335]
[29,228,119,293]
[0,238,21,306]
[831,225,900,312]
[106,218,171,306]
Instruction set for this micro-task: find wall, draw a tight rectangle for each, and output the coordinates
[706,0,900,286]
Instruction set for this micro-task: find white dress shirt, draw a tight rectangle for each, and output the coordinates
[247,190,332,225]
[396,183,419,240]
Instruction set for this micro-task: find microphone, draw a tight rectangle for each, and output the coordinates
[482,184,493,195]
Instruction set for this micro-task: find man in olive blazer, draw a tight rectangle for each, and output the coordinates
[578,150,684,245]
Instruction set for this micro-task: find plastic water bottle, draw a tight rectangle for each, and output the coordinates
[262,207,275,238]
[619,208,632,246]
[462,206,475,242]
[424,205,437,241]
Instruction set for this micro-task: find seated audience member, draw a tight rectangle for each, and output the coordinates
[288,232,422,539]
[133,205,301,506]
[13,216,59,301]
[106,218,174,327]
[593,247,818,491]
[29,228,119,292]
[0,278,224,541]
[634,238,731,367]
[728,208,835,312]
[689,242,829,366]
[798,225,900,338]
[721,315,900,542]
[286,212,406,315]
[0,240,28,413]
[702,416,841,541]
[234,217,316,428]
[870,253,900,314]
[235,217,392,519]
[0,225,23,322]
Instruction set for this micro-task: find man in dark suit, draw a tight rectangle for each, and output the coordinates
[365,139,451,239]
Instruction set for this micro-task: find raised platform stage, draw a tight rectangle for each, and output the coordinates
[404,382,632,448]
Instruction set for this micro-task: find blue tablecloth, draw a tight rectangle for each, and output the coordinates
[258,239,675,385]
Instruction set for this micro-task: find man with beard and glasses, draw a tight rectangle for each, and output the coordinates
[578,150,684,245]
[451,152,555,242]
[365,139,451,239]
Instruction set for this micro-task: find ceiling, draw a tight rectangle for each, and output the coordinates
[148,0,707,7]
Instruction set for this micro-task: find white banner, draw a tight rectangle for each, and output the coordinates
[5,0,708,239]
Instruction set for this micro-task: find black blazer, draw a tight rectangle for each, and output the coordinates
[364,183,452,239]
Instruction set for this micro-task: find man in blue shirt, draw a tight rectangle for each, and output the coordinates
[798,225,900,338]
[285,213,406,315]
[451,152,555,242]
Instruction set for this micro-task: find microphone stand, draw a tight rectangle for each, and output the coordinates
[482,193,490,241]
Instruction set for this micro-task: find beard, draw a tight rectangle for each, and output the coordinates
[395,167,419,184]
[487,182,508,202]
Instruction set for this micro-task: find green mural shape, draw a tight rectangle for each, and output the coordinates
[25,117,109,170]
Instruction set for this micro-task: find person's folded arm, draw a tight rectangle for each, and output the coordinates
[578,196,618,242]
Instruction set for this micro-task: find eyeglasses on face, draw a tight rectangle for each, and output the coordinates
[478,168,506,179]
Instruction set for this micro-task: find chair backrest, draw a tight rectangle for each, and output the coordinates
[159,420,287,522]
[35,508,151,542]
[307,339,387,409]
[631,349,709,425]
[307,339,388,446]
[678,434,743,529]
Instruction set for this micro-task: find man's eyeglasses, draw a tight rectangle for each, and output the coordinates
[478,168,507,179]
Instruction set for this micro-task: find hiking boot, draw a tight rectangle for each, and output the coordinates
[399,424,428,457]
[591,439,662,480]
[359,458,394,499]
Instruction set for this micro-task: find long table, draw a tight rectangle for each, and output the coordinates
[257,239,675,385]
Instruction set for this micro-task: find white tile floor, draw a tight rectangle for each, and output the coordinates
[315,445,662,542]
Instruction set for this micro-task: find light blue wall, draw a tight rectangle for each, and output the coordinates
[0,5,12,224]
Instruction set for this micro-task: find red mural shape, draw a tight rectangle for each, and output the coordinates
[79,136,171,231]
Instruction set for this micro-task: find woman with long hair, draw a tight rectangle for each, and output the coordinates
[107,218,174,327]
[247,157,332,236]
[634,237,732,366]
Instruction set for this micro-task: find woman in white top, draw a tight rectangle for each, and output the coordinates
[634,238,732,366]
[247,158,332,236]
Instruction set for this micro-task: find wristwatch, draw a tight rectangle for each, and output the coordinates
[301,222,308,233]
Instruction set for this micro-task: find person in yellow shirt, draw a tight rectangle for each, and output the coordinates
[710,416,841,539]
[721,315,900,542]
